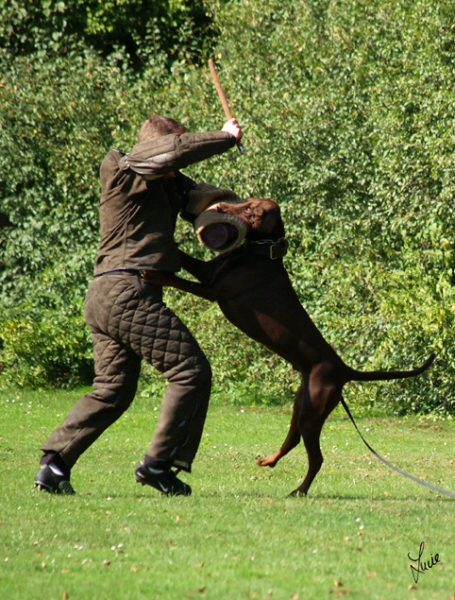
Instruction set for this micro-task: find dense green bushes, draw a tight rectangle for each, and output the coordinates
[1,0,455,415]
[0,0,214,68]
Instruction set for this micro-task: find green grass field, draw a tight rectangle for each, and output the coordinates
[1,387,454,600]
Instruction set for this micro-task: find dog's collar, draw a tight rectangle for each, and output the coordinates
[245,237,289,260]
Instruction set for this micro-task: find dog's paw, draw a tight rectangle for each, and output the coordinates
[288,488,308,498]
[256,455,278,468]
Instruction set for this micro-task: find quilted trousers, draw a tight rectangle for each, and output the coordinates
[41,273,212,473]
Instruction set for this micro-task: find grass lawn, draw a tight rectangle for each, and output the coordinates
[1,387,454,600]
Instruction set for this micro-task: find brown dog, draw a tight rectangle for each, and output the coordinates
[142,198,435,496]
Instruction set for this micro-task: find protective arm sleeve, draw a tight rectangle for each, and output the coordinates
[119,131,236,177]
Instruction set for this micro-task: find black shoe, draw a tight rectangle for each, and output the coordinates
[135,463,191,496]
[34,464,75,495]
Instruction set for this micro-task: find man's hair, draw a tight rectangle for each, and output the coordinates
[138,114,187,142]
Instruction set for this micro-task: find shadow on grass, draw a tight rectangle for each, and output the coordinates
[32,485,454,503]
[123,489,455,502]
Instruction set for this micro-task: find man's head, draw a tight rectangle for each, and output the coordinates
[138,114,187,142]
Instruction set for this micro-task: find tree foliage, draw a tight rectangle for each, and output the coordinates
[0,0,215,68]
[1,0,455,415]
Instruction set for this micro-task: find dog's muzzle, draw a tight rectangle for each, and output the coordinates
[185,182,247,253]
[193,207,249,253]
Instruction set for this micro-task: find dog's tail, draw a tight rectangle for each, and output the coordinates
[348,352,435,382]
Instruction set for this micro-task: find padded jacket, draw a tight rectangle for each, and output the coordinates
[94,131,236,274]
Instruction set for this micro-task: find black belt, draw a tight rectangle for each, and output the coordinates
[94,268,143,278]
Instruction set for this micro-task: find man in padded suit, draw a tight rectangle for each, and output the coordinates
[34,114,243,496]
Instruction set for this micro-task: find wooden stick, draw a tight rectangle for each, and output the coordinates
[208,58,244,153]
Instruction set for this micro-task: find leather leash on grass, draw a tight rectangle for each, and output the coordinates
[340,398,455,499]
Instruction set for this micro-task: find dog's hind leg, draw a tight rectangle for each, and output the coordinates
[256,380,305,468]
[289,417,325,496]
[289,362,343,496]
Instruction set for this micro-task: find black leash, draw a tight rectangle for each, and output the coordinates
[340,398,455,499]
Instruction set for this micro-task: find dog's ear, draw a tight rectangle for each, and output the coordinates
[253,200,282,235]
[258,208,279,234]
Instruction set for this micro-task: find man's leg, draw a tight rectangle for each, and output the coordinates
[120,279,212,473]
[144,350,212,473]
[80,274,211,494]
[36,274,211,496]
[36,276,143,494]
[39,333,142,469]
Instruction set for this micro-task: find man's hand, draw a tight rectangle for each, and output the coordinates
[222,118,243,142]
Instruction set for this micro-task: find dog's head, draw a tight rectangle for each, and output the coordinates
[215,198,285,241]
[194,197,286,254]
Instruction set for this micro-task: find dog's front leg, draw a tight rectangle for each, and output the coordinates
[141,270,219,302]
[178,250,217,284]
